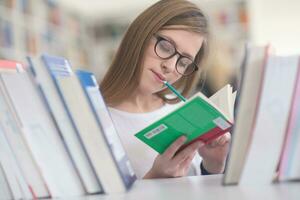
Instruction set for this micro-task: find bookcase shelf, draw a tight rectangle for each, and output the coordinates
[0,0,93,69]
[57,175,300,200]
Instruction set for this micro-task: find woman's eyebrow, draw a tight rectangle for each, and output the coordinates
[158,34,194,60]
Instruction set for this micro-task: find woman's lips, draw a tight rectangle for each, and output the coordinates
[151,70,166,82]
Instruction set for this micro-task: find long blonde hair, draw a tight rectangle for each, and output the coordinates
[100,0,210,106]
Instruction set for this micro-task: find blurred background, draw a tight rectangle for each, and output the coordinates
[0,0,299,96]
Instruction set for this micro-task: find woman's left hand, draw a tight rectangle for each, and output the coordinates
[198,132,231,174]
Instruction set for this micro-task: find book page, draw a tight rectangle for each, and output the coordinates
[209,84,233,121]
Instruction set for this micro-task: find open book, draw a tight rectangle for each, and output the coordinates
[135,84,236,154]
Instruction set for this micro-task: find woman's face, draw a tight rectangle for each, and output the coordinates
[139,28,204,95]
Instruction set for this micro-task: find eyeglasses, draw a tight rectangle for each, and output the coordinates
[153,34,198,76]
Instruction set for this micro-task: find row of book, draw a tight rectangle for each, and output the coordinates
[223,45,300,185]
[0,55,136,199]
[1,45,300,199]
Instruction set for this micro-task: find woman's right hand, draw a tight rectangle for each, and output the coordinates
[143,136,204,179]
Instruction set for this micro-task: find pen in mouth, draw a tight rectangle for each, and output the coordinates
[162,80,187,102]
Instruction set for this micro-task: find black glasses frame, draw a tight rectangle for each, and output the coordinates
[153,34,198,76]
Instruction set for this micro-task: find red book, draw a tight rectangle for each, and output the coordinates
[0,60,25,72]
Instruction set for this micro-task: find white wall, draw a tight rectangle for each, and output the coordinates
[248,0,300,55]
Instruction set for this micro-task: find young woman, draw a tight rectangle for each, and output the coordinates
[100,0,231,179]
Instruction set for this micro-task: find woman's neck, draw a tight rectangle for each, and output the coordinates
[113,92,164,113]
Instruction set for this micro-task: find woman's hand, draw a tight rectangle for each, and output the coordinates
[143,136,204,179]
[198,132,231,174]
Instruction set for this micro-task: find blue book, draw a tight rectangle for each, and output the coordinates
[28,55,103,194]
[76,70,136,191]
[41,54,135,193]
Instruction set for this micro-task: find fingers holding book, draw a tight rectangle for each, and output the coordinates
[206,132,231,148]
[198,132,231,173]
[143,136,203,178]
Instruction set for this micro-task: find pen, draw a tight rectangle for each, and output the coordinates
[163,81,187,102]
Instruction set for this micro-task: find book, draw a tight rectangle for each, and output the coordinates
[0,66,85,197]
[0,60,49,198]
[135,89,234,154]
[0,123,32,199]
[277,56,300,181]
[41,54,136,194]
[0,60,24,126]
[0,162,13,200]
[27,56,102,194]
[240,55,300,185]
[0,59,24,72]
[0,70,50,198]
[76,70,136,191]
[223,45,270,185]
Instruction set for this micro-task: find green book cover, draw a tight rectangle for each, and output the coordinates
[135,94,233,154]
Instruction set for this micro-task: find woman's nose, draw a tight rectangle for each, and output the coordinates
[161,56,178,73]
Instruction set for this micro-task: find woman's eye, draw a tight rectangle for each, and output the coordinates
[159,41,173,53]
[178,59,190,68]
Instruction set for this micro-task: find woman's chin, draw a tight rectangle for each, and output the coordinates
[143,87,164,95]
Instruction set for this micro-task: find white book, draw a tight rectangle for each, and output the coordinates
[27,57,102,194]
[0,70,85,197]
[223,45,270,185]
[0,124,32,199]
[277,57,300,181]
[240,55,299,185]
[41,54,135,193]
[0,79,49,198]
[0,163,13,200]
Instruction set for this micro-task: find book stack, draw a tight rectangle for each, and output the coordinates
[223,45,300,185]
[0,56,136,199]
[1,46,299,199]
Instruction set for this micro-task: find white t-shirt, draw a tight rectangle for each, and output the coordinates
[108,104,202,179]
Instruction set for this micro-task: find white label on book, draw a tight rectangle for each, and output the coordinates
[91,75,98,88]
[145,124,168,139]
[16,63,24,72]
[213,117,230,130]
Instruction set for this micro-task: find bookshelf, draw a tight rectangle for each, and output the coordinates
[1,1,299,199]
[0,0,249,82]
[202,0,248,65]
[194,0,249,95]
[58,175,300,200]
[0,0,93,69]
